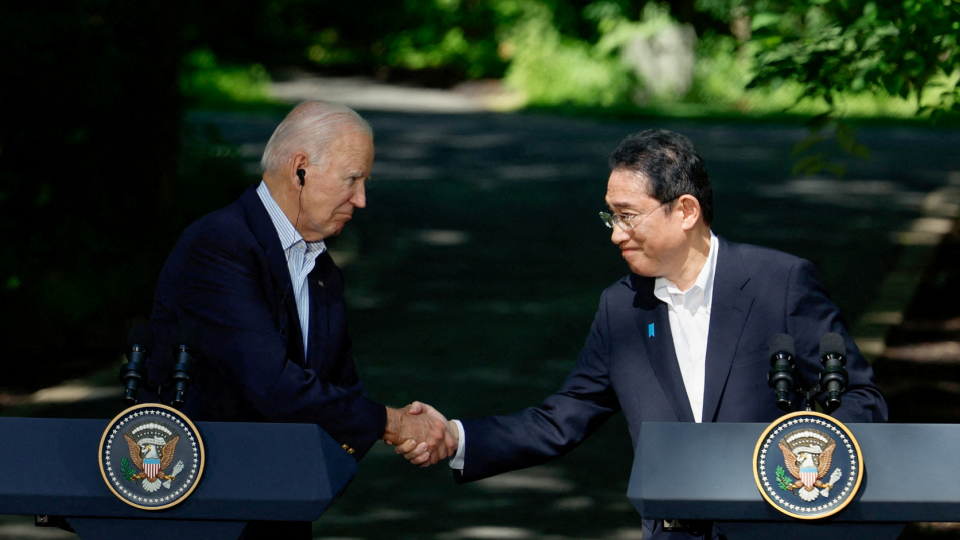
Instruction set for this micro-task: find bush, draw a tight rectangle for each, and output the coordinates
[180,49,275,108]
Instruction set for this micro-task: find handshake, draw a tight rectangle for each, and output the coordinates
[383,402,459,467]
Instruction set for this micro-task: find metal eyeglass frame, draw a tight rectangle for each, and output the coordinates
[599,197,678,231]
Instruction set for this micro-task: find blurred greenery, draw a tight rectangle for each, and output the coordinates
[1,0,958,392]
[747,0,960,121]
[180,49,275,109]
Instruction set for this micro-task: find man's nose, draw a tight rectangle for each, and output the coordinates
[610,223,629,244]
[350,182,366,208]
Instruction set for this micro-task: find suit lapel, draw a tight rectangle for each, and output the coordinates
[631,275,696,423]
[239,187,304,361]
[306,253,333,366]
[701,237,754,422]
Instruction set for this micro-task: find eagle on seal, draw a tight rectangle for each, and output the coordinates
[779,436,839,502]
[124,433,180,492]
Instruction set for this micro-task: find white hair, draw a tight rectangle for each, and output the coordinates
[260,100,373,174]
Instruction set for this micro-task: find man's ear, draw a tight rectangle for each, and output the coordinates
[677,195,702,231]
[290,153,309,188]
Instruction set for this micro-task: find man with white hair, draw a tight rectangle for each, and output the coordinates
[149,101,447,538]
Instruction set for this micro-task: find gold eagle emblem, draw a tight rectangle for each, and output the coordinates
[123,433,179,481]
[776,429,842,502]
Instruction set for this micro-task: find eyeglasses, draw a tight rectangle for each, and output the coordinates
[599,198,676,231]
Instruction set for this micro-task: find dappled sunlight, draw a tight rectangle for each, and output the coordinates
[882,342,960,363]
[371,162,440,180]
[554,496,594,510]
[0,517,73,540]
[271,73,487,114]
[438,526,534,539]
[895,218,955,246]
[495,164,595,181]
[321,507,417,525]
[418,230,470,246]
[759,178,906,198]
[476,468,574,494]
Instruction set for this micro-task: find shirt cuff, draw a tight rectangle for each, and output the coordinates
[448,419,465,470]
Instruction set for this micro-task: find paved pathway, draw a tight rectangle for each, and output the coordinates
[3,76,959,540]
[190,89,960,540]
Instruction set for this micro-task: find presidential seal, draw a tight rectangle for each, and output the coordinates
[753,411,863,519]
[99,403,205,510]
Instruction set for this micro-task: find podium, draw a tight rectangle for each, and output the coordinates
[626,422,960,539]
[0,417,358,540]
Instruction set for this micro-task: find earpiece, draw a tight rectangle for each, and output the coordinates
[296,169,305,186]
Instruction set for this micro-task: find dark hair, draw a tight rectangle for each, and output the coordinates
[608,129,713,225]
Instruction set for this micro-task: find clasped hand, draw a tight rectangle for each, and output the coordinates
[383,402,458,467]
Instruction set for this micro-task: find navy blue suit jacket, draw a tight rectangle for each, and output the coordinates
[149,187,386,460]
[457,236,887,482]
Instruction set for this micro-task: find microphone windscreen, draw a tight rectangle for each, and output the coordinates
[175,321,199,349]
[127,323,153,350]
[769,333,795,358]
[819,332,846,357]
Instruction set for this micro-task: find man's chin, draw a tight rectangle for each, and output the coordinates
[622,253,654,277]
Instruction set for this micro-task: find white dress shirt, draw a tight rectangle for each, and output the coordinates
[256,181,327,353]
[450,232,719,469]
[652,232,719,423]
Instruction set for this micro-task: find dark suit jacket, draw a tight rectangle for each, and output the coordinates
[148,186,386,460]
[456,236,887,482]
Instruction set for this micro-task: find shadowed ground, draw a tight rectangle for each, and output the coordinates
[1,101,959,539]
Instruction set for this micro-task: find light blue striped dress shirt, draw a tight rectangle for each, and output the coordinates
[256,181,327,353]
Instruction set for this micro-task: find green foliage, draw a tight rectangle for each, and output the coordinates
[500,0,634,106]
[748,0,960,120]
[776,465,794,490]
[301,0,509,80]
[121,457,137,481]
[180,49,275,108]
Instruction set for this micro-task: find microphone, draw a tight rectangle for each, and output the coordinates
[119,324,153,406]
[768,333,797,412]
[819,333,849,412]
[169,322,199,409]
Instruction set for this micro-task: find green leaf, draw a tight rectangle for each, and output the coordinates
[882,74,904,96]
[121,457,137,481]
[776,465,794,490]
[899,81,912,99]
[752,13,782,30]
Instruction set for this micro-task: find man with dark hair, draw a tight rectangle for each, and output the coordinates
[399,129,887,539]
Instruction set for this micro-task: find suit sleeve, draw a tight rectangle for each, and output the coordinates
[456,291,622,483]
[785,259,888,423]
[153,228,385,460]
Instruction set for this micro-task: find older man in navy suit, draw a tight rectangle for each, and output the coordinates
[399,130,888,539]
[149,101,449,539]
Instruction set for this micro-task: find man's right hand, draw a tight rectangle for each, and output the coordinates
[392,402,459,467]
[383,402,452,466]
